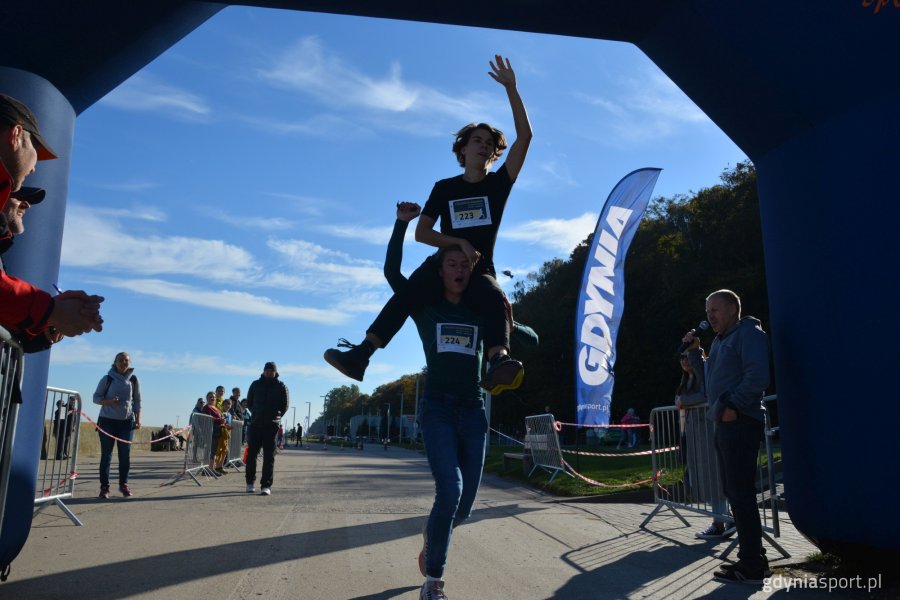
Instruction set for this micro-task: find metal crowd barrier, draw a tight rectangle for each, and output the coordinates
[33,388,83,526]
[524,413,569,484]
[173,412,216,486]
[640,396,787,558]
[0,327,24,532]
[225,419,244,470]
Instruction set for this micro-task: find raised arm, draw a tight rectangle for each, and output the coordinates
[489,54,532,182]
[385,202,421,292]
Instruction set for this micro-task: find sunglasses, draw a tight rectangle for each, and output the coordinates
[679,354,689,360]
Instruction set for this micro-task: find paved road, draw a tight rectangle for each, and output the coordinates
[7,444,847,599]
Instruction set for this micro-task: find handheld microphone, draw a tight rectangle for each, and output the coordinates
[678,320,710,353]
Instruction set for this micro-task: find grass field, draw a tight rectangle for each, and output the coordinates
[483,444,661,497]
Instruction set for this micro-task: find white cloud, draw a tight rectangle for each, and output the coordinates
[62,206,259,282]
[199,207,296,231]
[239,112,374,140]
[320,223,398,245]
[60,205,392,315]
[258,36,495,129]
[502,213,598,254]
[260,192,328,217]
[576,69,710,144]
[268,239,384,288]
[50,337,330,377]
[101,278,349,325]
[91,206,168,222]
[100,73,211,121]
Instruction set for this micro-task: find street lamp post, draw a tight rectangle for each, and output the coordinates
[305,401,311,436]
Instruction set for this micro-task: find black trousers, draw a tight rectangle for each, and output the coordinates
[715,414,765,569]
[368,255,510,350]
[246,422,278,488]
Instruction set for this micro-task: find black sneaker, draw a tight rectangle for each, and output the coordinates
[713,561,770,584]
[480,353,523,395]
[323,339,369,382]
[695,524,726,539]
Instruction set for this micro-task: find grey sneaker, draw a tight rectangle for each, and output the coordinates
[260,487,271,496]
[419,579,447,600]
[246,484,255,493]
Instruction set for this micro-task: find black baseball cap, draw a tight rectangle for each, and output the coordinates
[10,186,45,204]
[0,94,58,160]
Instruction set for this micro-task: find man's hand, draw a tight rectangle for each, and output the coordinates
[721,407,738,422]
[396,202,421,222]
[681,331,701,351]
[50,290,105,335]
[457,239,481,266]
[489,54,517,88]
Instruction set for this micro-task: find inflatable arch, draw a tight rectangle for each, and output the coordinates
[2,1,897,569]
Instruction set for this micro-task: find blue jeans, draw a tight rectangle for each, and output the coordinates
[98,416,134,487]
[715,414,765,569]
[420,392,487,579]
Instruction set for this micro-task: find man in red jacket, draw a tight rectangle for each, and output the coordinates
[0,93,104,340]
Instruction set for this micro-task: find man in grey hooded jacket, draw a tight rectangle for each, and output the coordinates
[683,289,770,584]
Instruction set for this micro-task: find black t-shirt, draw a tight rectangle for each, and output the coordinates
[421,163,513,277]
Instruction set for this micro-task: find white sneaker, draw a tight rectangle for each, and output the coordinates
[246,484,255,493]
[260,487,271,496]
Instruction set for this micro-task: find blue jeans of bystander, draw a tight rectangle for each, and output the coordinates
[98,416,134,487]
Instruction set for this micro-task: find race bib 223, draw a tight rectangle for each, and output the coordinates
[449,196,492,230]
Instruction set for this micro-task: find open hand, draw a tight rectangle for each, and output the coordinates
[489,54,517,88]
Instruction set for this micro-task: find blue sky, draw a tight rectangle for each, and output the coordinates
[44,7,747,431]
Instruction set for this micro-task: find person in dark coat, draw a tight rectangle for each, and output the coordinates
[244,362,289,496]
